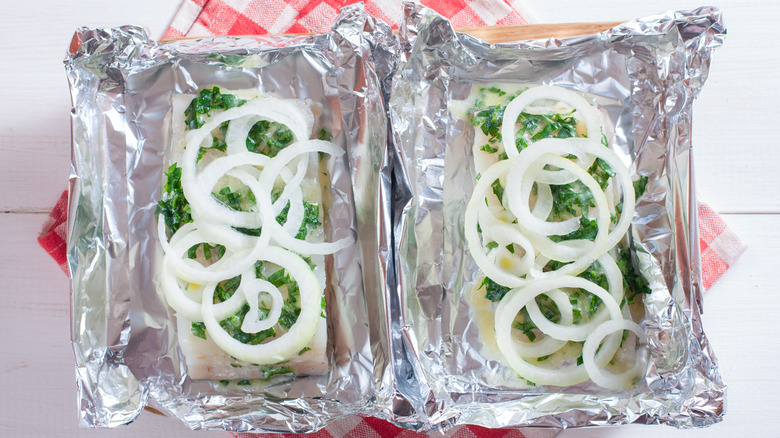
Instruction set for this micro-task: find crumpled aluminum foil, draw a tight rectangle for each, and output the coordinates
[66,4,394,431]
[389,3,726,430]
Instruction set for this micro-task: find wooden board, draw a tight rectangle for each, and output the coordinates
[457,22,620,43]
[161,22,621,44]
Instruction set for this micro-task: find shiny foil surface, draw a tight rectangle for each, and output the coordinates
[390,3,726,430]
[66,5,393,431]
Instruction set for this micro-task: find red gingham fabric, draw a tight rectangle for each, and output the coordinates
[697,202,746,290]
[38,190,69,274]
[161,0,530,39]
[233,414,561,438]
[41,1,744,436]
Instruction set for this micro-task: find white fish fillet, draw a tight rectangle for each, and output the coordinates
[177,315,328,380]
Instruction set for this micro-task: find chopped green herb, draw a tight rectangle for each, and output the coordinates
[491,179,504,206]
[157,163,192,233]
[536,354,551,362]
[549,180,595,219]
[535,294,561,323]
[236,380,251,386]
[472,105,505,138]
[184,87,246,130]
[549,216,599,243]
[275,199,321,240]
[191,322,207,340]
[220,304,276,345]
[514,110,578,146]
[246,120,296,157]
[513,318,537,342]
[617,247,651,305]
[485,241,499,251]
[588,158,616,189]
[317,128,333,141]
[197,121,230,162]
[214,276,241,303]
[481,276,510,302]
[212,186,245,211]
[480,143,499,154]
[633,176,649,199]
[257,364,293,380]
[298,346,312,356]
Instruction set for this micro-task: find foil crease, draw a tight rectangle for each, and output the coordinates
[66,4,392,431]
[390,3,726,430]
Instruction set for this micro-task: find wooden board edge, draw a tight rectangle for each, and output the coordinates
[159,21,623,44]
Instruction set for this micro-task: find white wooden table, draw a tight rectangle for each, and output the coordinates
[1,1,776,436]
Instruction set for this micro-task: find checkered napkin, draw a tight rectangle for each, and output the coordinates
[161,0,530,39]
[40,0,745,436]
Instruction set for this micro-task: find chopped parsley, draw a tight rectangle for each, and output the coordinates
[512,316,537,342]
[514,110,578,147]
[197,121,230,163]
[191,322,207,340]
[549,216,599,243]
[616,247,651,305]
[219,304,276,345]
[157,163,192,233]
[260,267,303,330]
[274,194,321,240]
[257,364,293,380]
[491,179,505,206]
[549,180,595,219]
[481,276,510,302]
[589,157,616,190]
[212,186,247,211]
[184,87,246,130]
[633,176,649,199]
[246,120,295,157]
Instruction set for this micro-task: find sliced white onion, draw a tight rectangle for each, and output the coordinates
[508,151,610,270]
[158,203,272,285]
[582,319,648,390]
[468,85,645,390]
[478,204,535,278]
[161,255,246,322]
[494,276,621,386]
[239,274,284,333]
[465,159,527,288]
[180,99,311,228]
[525,276,622,342]
[501,85,603,160]
[201,246,322,364]
[531,182,553,220]
[510,288,572,359]
[255,140,354,254]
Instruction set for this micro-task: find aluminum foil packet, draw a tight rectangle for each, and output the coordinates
[390,3,726,430]
[66,4,395,431]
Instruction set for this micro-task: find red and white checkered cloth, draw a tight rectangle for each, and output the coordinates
[161,0,531,39]
[42,1,744,436]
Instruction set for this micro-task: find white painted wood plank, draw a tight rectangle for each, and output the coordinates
[1,0,778,213]
[559,212,779,437]
[0,0,181,212]
[523,0,780,213]
[4,211,774,435]
[0,212,226,436]
[1,0,777,436]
